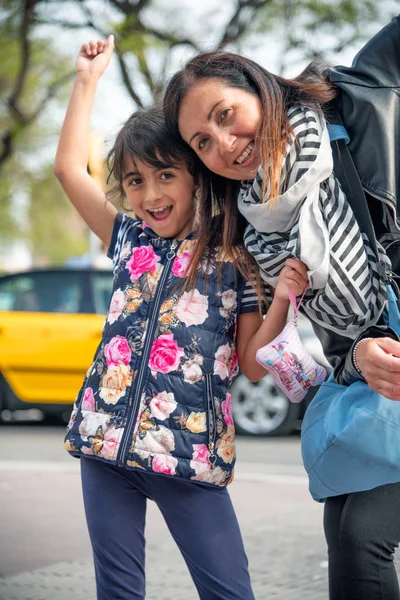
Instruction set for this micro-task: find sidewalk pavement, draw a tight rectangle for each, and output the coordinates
[0,532,329,600]
[1,462,399,600]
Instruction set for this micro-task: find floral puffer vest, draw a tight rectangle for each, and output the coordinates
[65,215,252,487]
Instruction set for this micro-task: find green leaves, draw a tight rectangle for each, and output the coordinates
[1,0,397,266]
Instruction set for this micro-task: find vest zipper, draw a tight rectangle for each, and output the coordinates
[118,239,179,465]
[205,373,217,466]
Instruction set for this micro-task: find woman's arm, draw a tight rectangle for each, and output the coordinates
[54,37,117,247]
[236,259,308,382]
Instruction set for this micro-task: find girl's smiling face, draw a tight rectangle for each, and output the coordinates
[178,79,262,181]
[122,157,196,239]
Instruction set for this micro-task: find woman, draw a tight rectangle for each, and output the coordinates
[163,16,400,599]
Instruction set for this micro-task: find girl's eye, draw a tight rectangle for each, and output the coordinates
[160,172,174,180]
[197,137,209,151]
[129,177,142,186]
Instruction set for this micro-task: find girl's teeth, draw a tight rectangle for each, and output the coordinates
[236,142,254,164]
[149,206,171,213]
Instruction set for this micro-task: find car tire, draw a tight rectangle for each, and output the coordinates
[231,374,301,437]
[43,411,70,426]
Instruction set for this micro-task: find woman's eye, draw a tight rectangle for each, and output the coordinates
[219,108,231,123]
[160,172,174,180]
[197,137,209,151]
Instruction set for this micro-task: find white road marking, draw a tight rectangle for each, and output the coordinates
[0,459,309,484]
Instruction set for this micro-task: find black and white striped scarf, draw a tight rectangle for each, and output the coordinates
[238,106,388,338]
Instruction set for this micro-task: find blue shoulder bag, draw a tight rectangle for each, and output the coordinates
[302,284,400,502]
[301,119,400,502]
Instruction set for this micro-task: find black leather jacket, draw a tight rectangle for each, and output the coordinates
[310,14,400,385]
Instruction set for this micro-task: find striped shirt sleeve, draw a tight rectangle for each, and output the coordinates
[240,278,272,314]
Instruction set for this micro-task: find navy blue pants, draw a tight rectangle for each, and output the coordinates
[81,457,255,600]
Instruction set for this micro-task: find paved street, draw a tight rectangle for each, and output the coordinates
[0,423,397,599]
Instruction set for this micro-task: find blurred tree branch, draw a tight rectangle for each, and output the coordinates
[2,0,396,171]
[1,0,75,168]
[1,0,397,263]
[219,0,274,47]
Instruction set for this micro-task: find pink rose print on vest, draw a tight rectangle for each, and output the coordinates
[229,349,239,379]
[190,443,211,474]
[172,252,193,278]
[100,426,121,460]
[214,343,232,380]
[135,424,175,454]
[221,393,234,426]
[148,333,184,375]
[81,387,95,412]
[219,289,237,318]
[79,411,108,437]
[99,364,132,404]
[152,454,178,476]
[86,425,122,461]
[107,289,126,325]
[126,245,160,281]
[150,391,177,420]
[67,403,78,430]
[104,336,132,367]
[175,289,209,327]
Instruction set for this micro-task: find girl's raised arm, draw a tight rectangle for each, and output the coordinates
[54,36,117,247]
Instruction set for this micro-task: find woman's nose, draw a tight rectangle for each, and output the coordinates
[216,130,236,155]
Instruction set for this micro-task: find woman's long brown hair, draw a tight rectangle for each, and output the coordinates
[184,159,268,311]
[164,51,336,221]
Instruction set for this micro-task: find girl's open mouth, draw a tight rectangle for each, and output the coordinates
[147,205,173,221]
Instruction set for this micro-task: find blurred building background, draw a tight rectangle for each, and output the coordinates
[1,0,398,273]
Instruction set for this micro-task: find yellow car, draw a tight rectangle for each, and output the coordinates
[0,268,113,420]
[0,267,328,434]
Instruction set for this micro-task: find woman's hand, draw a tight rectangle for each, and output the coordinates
[274,258,308,302]
[355,337,400,401]
[76,36,115,79]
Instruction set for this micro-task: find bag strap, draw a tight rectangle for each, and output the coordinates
[328,109,380,258]
[288,285,309,324]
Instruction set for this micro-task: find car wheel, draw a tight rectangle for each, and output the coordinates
[43,411,70,426]
[231,374,301,436]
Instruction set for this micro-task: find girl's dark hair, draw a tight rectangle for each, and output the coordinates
[164,52,336,204]
[107,106,197,202]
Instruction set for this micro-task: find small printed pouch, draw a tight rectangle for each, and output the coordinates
[256,287,327,403]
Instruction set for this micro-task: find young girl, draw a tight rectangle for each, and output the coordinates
[55,36,308,600]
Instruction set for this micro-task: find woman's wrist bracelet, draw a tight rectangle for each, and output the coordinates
[352,337,373,379]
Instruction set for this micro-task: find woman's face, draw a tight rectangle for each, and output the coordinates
[178,79,262,181]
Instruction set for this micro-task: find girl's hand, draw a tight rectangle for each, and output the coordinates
[76,36,115,79]
[355,337,400,401]
[274,258,308,302]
